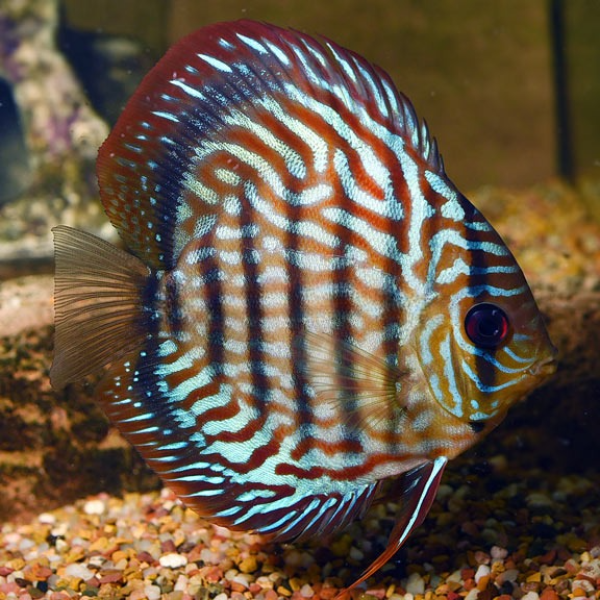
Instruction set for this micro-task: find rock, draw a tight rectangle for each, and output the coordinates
[60,27,157,126]
[0,78,30,204]
[0,0,110,279]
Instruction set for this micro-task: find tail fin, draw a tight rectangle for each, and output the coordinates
[50,225,150,390]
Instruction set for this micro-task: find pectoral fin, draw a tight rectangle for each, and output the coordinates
[303,329,407,428]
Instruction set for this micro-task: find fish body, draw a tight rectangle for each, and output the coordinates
[51,20,557,591]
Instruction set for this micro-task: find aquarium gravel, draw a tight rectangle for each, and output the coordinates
[1,460,598,600]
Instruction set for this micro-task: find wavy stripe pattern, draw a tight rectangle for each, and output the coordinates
[94,21,546,541]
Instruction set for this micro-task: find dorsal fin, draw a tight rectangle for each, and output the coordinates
[97,20,444,269]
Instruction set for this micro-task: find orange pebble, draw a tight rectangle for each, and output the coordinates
[539,588,559,600]
[477,575,491,591]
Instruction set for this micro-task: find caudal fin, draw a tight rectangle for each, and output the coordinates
[50,225,150,390]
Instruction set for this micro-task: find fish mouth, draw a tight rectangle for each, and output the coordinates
[526,346,558,380]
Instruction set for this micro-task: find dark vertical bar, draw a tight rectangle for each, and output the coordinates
[549,0,574,182]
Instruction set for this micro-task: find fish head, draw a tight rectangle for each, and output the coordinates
[414,194,557,430]
[452,288,557,425]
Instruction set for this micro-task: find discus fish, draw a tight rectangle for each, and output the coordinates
[51,20,557,591]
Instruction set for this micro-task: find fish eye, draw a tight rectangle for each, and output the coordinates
[464,303,510,349]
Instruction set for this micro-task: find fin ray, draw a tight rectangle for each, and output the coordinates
[50,226,150,389]
[303,330,406,427]
[341,457,448,595]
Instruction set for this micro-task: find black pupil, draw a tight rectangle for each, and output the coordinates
[479,316,501,337]
[465,303,509,349]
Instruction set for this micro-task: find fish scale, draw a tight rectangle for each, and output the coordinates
[51,20,557,592]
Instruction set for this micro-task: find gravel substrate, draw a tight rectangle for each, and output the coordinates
[1,458,598,600]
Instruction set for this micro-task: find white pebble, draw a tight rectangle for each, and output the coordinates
[447,569,463,583]
[213,525,232,538]
[349,546,364,561]
[64,563,95,580]
[25,545,47,560]
[464,589,479,600]
[144,584,161,600]
[575,579,594,593]
[8,570,24,583]
[38,512,56,525]
[174,574,188,591]
[162,500,176,511]
[51,524,68,538]
[83,499,106,515]
[526,492,553,507]
[200,548,221,564]
[159,552,188,568]
[300,584,315,598]
[232,573,250,589]
[491,546,508,560]
[4,532,21,545]
[18,538,35,551]
[256,576,273,588]
[88,555,105,568]
[405,572,425,595]
[213,594,228,600]
[475,564,490,583]
[521,593,540,600]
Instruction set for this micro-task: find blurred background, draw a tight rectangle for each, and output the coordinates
[4,0,600,194]
[61,0,600,190]
[0,0,599,275]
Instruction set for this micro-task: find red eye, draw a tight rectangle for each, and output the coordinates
[465,303,510,349]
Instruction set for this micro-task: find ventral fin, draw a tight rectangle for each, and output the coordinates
[50,226,150,390]
[338,457,448,596]
[303,330,407,428]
